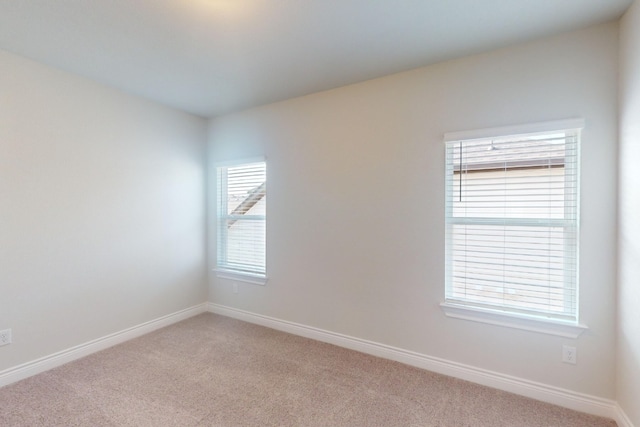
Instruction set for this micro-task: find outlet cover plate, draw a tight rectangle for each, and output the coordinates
[562,345,576,364]
[0,329,11,346]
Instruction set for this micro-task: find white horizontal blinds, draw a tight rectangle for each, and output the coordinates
[445,129,579,320]
[217,161,266,276]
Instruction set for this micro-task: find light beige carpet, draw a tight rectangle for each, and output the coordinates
[0,313,617,426]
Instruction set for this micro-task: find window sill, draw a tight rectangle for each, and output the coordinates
[213,269,267,286]
[440,302,588,338]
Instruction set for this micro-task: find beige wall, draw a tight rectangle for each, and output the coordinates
[0,49,208,371]
[618,1,640,424]
[208,23,619,398]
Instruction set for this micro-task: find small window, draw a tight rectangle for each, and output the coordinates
[216,160,266,282]
[444,121,581,322]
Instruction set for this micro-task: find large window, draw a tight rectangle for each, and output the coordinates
[444,121,581,323]
[216,160,266,283]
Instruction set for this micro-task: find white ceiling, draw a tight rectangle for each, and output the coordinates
[0,0,633,117]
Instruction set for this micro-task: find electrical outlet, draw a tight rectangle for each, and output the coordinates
[562,345,576,364]
[0,329,12,346]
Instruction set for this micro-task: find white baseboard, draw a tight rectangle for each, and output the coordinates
[0,303,207,388]
[615,404,635,427]
[207,303,623,423]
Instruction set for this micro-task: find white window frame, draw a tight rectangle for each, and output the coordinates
[214,158,267,285]
[441,119,588,338]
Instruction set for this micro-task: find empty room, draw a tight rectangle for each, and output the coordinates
[0,0,639,426]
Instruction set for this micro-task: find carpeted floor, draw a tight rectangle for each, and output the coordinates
[0,313,617,426]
